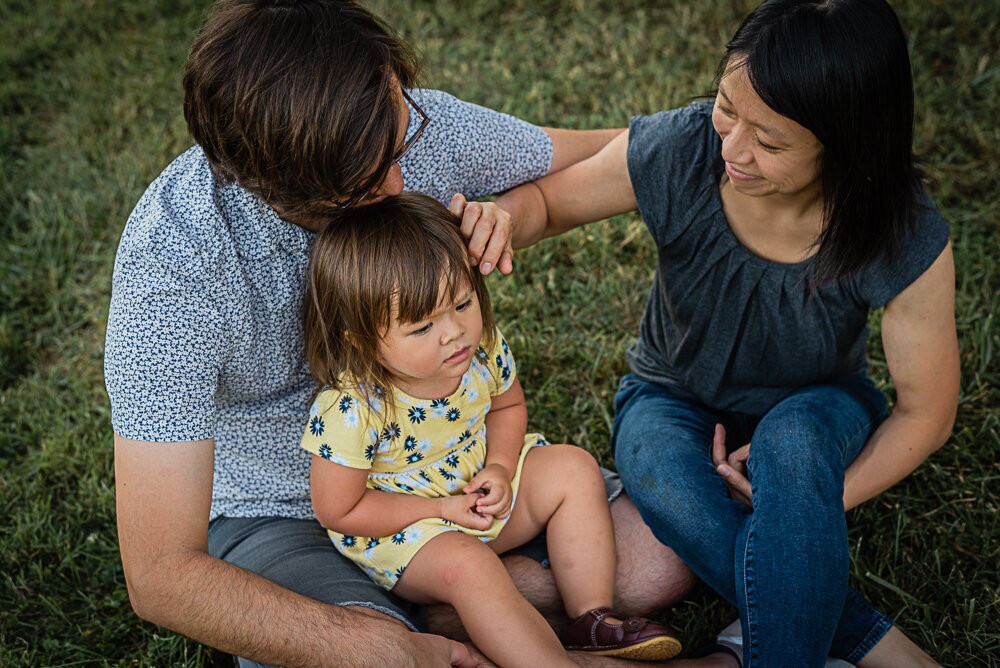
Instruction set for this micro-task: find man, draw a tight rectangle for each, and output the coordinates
[106,1,693,665]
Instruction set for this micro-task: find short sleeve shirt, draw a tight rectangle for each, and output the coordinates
[104,89,553,519]
[625,101,950,415]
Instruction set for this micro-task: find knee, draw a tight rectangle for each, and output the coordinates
[435,535,502,589]
[748,431,846,515]
[751,418,843,484]
[542,444,604,489]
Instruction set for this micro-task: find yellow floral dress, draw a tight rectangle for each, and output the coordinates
[300,328,547,589]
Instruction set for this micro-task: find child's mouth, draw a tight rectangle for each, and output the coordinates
[444,346,470,365]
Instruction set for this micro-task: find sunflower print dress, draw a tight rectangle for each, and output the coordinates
[300,327,548,590]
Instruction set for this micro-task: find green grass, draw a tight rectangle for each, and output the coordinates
[1,0,997,665]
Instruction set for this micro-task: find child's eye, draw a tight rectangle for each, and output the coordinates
[456,298,474,312]
[410,322,432,336]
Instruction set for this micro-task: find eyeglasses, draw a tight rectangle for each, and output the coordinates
[332,89,431,209]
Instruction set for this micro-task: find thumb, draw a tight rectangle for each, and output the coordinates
[448,193,467,216]
[711,423,727,467]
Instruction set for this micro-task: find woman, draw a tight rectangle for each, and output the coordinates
[491,0,958,665]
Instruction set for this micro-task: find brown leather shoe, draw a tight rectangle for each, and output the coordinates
[560,607,682,660]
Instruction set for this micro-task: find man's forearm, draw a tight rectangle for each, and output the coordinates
[128,549,413,667]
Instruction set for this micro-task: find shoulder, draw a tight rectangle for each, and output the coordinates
[400,89,552,203]
[627,101,719,241]
[473,326,515,394]
[852,192,951,308]
[303,388,379,465]
[409,88,543,137]
[628,100,717,158]
[116,147,228,286]
[308,386,379,437]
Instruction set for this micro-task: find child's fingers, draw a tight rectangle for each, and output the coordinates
[492,502,512,520]
[464,507,494,531]
[463,476,487,495]
[475,486,510,515]
[474,481,505,502]
[475,499,505,516]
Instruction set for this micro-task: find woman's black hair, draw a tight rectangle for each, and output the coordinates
[719,0,924,287]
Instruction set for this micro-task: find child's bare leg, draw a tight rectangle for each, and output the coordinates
[394,531,576,668]
[489,444,616,618]
[491,445,681,661]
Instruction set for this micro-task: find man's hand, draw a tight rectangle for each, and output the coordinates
[408,632,479,668]
[464,463,513,519]
[439,493,495,531]
[449,194,514,276]
[711,424,753,508]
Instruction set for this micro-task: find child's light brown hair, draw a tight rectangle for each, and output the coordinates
[304,192,496,404]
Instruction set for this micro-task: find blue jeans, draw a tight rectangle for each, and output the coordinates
[612,374,894,668]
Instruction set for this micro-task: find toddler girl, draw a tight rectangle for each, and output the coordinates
[300,192,681,666]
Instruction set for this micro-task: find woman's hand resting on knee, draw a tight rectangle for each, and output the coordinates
[712,424,753,508]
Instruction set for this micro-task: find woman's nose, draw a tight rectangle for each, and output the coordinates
[720,124,752,165]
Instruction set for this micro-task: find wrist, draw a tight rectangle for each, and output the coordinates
[483,461,512,478]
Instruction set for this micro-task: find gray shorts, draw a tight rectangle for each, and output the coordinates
[208,469,623,666]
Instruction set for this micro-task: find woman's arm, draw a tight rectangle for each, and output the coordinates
[492,128,639,251]
[544,127,626,173]
[310,456,446,537]
[842,243,959,510]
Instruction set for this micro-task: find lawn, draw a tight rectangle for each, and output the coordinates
[1,0,997,665]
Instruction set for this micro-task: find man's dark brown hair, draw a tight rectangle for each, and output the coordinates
[183,0,419,222]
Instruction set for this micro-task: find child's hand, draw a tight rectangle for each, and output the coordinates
[439,493,495,531]
[463,463,513,519]
[449,193,514,276]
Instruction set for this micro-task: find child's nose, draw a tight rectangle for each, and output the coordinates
[440,315,464,344]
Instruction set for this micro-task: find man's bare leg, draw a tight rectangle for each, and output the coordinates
[428,492,696,639]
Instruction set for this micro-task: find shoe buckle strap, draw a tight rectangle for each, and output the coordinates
[623,617,648,633]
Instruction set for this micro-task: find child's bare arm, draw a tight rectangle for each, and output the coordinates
[482,378,528,475]
[467,379,528,517]
[311,455,450,536]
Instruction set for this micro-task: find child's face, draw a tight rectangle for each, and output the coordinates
[377,282,484,399]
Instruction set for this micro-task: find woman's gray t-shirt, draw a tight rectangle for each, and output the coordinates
[625,101,949,416]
